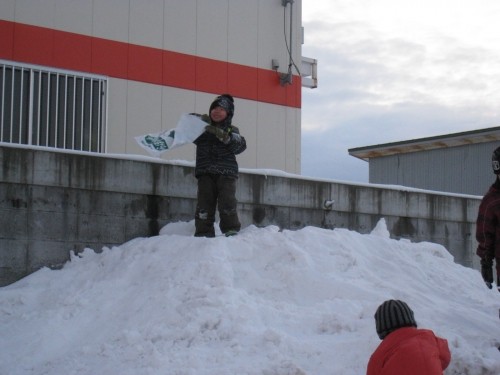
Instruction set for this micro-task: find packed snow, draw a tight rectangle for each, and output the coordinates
[1,219,499,375]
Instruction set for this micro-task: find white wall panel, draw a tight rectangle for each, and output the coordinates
[163,0,196,55]
[196,0,228,61]
[295,109,301,173]
[0,0,15,21]
[194,92,219,115]
[257,0,288,72]
[14,0,56,28]
[92,0,130,42]
[106,78,128,154]
[285,107,300,173]
[54,0,92,35]
[129,0,164,48]
[161,86,196,132]
[234,99,258,169]
[256,103,287,170]
[125,81,163,154]
[228,0,258,66]
[157,87,197,162]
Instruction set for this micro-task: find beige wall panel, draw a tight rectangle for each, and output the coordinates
[161,87,196,131]
[163,0,196,55]
[0,0,15,21]
[257,0,288,72]
[227,0,258,66]
[233,99,258,170]
[106,78,128,154]
[14,0,56,28]
[293,0,302,63]
[256,103,287,170]
[109,85,297,172]
[285,0,302,72]
[164,88,200,162]
[295,110,301,174]
[92,0,130,43]
[129,0,164,48]
[195,92,221,114]
[156,88,206,162]
[125,81,163,154]
[119,86,195,161]
[285,107,300,174]
[53,0,93,35]
[196,0,228,61]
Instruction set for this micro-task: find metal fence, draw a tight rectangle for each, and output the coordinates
[0,60,107,152]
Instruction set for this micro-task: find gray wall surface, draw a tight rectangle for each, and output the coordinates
[0,145,481,286]
[369,142,497,196]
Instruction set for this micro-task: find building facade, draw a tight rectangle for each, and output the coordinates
[0,0,316,173]
[349,127,500,196]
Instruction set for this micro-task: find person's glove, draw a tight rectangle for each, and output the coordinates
[205,125,230,144]
[481,263,493,289]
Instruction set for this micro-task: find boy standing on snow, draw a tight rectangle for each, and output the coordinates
[476,146,500,291]
[192,94,246,238]
[366,299,451,375]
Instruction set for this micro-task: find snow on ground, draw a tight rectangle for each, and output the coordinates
[1,219,499,375]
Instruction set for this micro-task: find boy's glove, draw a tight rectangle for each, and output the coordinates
[205,125,230,144]
[481,264,493,289]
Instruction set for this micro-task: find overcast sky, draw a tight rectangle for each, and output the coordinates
[300,0,500,183]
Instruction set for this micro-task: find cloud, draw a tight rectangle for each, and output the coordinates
[300,1,500,182]
[301,100,499,181]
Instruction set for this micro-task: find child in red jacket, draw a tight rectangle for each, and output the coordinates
[367,299,451,375]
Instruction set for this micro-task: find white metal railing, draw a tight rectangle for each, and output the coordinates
[0,60,107,152]
[301,56,318,89]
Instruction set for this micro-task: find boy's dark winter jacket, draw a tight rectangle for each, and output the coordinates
[193,116,246,178]
[476,178,500,274]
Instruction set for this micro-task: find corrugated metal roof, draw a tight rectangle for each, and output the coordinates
[348,126,500,161]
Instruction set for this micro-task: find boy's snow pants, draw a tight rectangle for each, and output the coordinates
[194,174,241,237]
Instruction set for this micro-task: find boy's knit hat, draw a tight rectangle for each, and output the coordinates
[209,94,235,119]
[374,299,417,339]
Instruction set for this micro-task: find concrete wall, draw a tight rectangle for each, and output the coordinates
[0,145,481,286]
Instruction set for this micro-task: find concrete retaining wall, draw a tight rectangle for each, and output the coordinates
[0,145,481,286]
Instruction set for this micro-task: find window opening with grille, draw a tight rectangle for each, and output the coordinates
[0,61,107,152]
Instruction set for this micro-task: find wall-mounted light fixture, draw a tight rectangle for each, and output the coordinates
[323,200,335,210]
[271,59,280,71]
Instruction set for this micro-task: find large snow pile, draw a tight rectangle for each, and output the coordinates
[1,220,499,374]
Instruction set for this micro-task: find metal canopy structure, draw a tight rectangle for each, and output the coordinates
[349,126,500,161]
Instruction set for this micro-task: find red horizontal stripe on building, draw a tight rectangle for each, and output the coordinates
[0,20,300,108]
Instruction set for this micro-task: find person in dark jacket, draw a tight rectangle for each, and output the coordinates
[192,94,246,237]
[366,299,451,375]
[476,146,500,290]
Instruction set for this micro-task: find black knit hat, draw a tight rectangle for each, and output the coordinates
[374,300,417,339]
[209,94,235,119]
